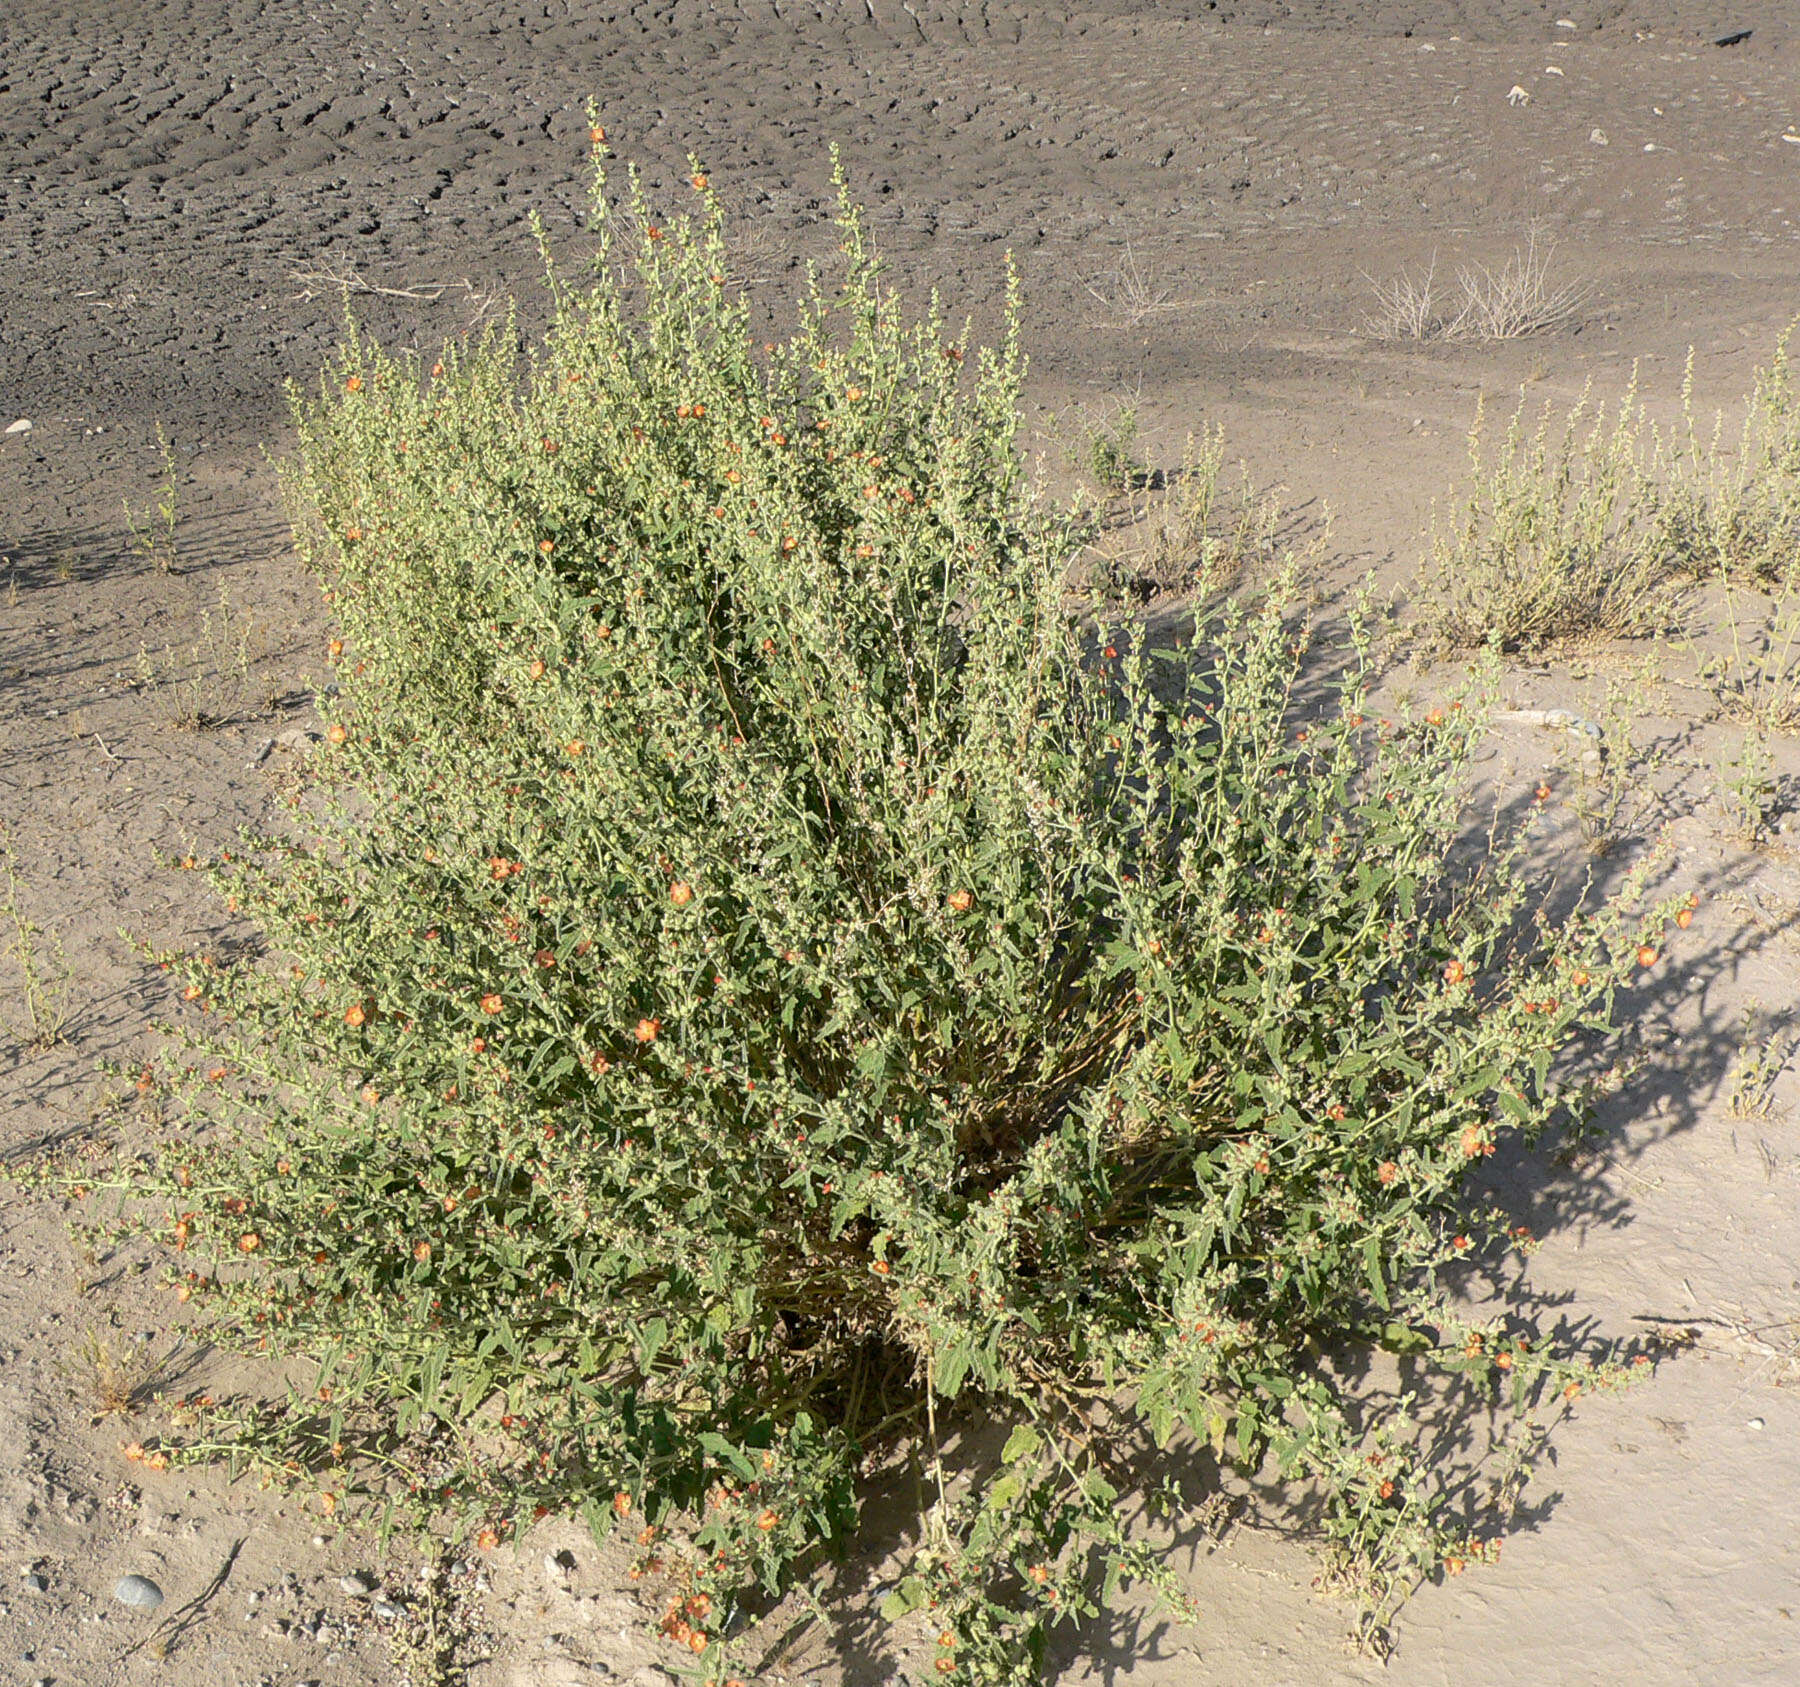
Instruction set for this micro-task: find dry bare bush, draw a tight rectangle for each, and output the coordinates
[1450,229,1592,341]
[1367,230,1591,343]
[1082,240,1187,326]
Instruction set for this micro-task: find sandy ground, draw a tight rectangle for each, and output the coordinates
[3,1,1800,1683]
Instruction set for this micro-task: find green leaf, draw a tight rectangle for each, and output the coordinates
[879,1577,930,1622]
[1361,1234,1390,1311]
[697,1432,756,1480]
[1001,1424,1041,1465]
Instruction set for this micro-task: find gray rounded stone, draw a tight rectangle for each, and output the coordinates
[113,1574,165,1610]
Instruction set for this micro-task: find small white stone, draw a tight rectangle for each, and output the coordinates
[1507,85,1530,107]
[1590,128,1608,146]
[1749,1416,1766,1430]
[4,418,31,435]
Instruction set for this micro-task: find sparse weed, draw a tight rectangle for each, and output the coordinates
[1087,427,1284,604]
[72,149,1687,1684]
[133,587,267,730]
[123,426,181,574]
[1717,727,1783,846]
[1560,670,1670,858]
[0,823,71,1049]
[1729,1005,1796,1120]
[1064,395,1144,495]
[61,1327,158,1420]
[1657,333,1800,586]
[1691,566,1800,735]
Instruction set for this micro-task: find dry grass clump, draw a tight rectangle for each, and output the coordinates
[1367,230,1591,343]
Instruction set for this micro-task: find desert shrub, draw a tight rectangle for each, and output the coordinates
[1659,331,1800,586]
[103,152,1683,1683]
[1416,332,1800,657]
[1415,378,1684,654]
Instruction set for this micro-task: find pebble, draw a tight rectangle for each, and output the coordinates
[1749,1416,1766,1430]
[112,1574,164,1610]
[339,1572,377,1597]
[371,1599,403,1622]
[24,1573,48,1593]
[5,418,31,435]
[1590,127,1608,145]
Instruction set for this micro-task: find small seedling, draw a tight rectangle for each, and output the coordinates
[123,426,181,573]
[1729,1005,1796,1119]
[0,824,71,1048]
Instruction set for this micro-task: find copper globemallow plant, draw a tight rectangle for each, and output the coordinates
[107,143,1680,1684]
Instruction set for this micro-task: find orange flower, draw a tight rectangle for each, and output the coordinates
[413,1241,432,1263]
[634,1017,660,1044]
[327,723,349,744]
[1675,907,1692,929]
[613,1491,632,1517]
[1636,945,1658,969]
[1443,960,1466,984]
[691,172,708,190]
[871,1259,891,1276]
[480,993,504,1015]
[539,539,555,554]
[669,881,693,906]
[327,638,344,659]
[475,1526,500,1551]
[345,375,363,393]
[756,1510,779,1531]
[122,1440,146,1462]
[360,1085,380,1106]
[343,1002,367,1028]
[1377,1160,1398,1185]
[238,1232,261,1253]
[528,659,547,680]
[1460,1125,1486,1159]
[342,526,362,543]
[535,948,556,969]
[182,983,204,1002]
[1444,1555,1465,1576]
[946,889,973,913]
[565,739,586,758]
[589,124,606,144]
[1535,782,1552,801]
[846,386,864,402]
